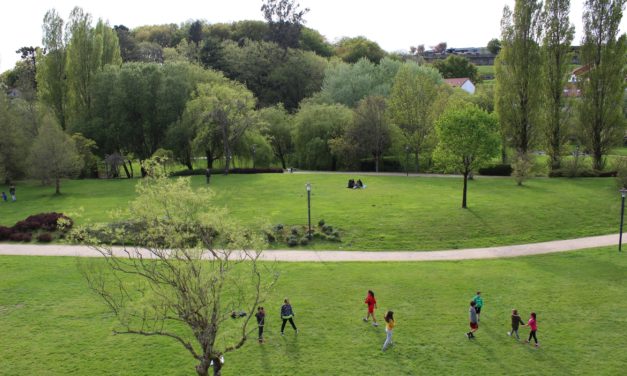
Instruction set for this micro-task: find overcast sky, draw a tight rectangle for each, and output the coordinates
[1,0,624,73]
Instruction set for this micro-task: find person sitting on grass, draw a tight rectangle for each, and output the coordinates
[347,179,355,188]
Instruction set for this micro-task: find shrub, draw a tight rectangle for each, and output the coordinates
[287,236,299,247]
[318,219,325,227]
[290,226,300,236]
[512,154,534,186]
[12,213,72,232]
[299,237,309,246]
[478,164,512,176]
[273,224,284,232]
[9,232,32,242]
[37,233,54,243]
[0,226,13,241]
[322,225,333,235]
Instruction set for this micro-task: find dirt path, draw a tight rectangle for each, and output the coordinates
[0,233,620,262]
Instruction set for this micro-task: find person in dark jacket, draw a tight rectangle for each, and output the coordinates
[9,185,16,201]
[256,306,266,343]
[280,298,298,335]
[508,309,526,339]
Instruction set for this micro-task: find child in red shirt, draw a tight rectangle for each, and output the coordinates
[363,290,379,327]
[525,312,539,347]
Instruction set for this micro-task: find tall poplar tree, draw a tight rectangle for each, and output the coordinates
[542,0,575,171]
[37,9,67,129]
[579,0,627,170]
[65,7,122,130]
[495,0,543,158]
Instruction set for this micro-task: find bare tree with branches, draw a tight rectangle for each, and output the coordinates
[73,160,277,376]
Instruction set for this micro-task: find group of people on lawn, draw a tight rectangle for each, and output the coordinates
[1,185,16,203]
[465,291,539,346]
[255,290,538,350]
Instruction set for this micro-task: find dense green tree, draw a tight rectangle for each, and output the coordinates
[487,38,502,54]
[293,102,352,170]
[300,27,334,57]
[261,0,309,49]
[319,57,404,108]
[470,84,495,113]
[348,96,392,172]
[335,36,387,64]
[231,20,269,42]
[65,8,122,129]
[578,0,627,170]
[434,104,500,208]
[495,0,543,158]
[71,133,99,178]
[220,40,325,110]
[114,25,139,62]
[188,20,204,46]
[0,93,28,183]
[387,64,445,172]
[432,55,479,82]
[259,104,294,169]
[28,116,83,194]
[37,9,67,129]
[132,24,185,48]
[542,0,575,171]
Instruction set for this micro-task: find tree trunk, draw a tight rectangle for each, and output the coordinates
[279,155,287,170]
[414,151,420,173]
[593,147,604,171]
[374,153,380,173]
[212,358,222,376]
[462,172,468,209]
[195,359,209,376]
[55,176,61,195]
[122,162,131,179]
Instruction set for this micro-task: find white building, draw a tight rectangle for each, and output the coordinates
[444,78,476,94]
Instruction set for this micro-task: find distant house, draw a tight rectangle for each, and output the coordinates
[564,65,590,97]
[444,78,476,95]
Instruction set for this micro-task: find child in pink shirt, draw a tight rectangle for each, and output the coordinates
[525,312,539,347]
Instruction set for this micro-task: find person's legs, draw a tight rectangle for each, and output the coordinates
[281,319,287,333]
[382,329,393,351]
[258,325,264,340]
[531,331,538,344]
[513,328,519,339]
[288,318,297,330]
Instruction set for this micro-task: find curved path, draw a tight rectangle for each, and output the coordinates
[0,233,620,262]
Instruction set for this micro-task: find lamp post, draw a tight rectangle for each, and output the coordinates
[405,145,410,177]
[620,188,627,252]
[252,144,257,169]
[306,183,312,239]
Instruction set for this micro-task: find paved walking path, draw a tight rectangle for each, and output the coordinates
[0,233,620,262]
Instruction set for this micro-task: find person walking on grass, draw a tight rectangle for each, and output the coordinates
[525,312,539,347]
[1,192,6,202]
[382,311,395,351]
[9,185,16,202]
[508,309,526,339]
[280,298,298,335]
[466,301,479,339]
[472,291,483,322]
[363,290,379,327]
[256,306,266,343]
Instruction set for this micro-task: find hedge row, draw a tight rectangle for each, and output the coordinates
[0,213,72,243]
[171,168,284,176]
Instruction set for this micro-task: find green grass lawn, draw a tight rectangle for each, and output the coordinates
[1,248,626,375]
[0,174,623,250]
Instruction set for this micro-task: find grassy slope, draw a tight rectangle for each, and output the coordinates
[1,248,626,375]
[0,174,622,250]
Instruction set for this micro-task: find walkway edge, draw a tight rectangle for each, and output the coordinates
[0,234,620,262]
